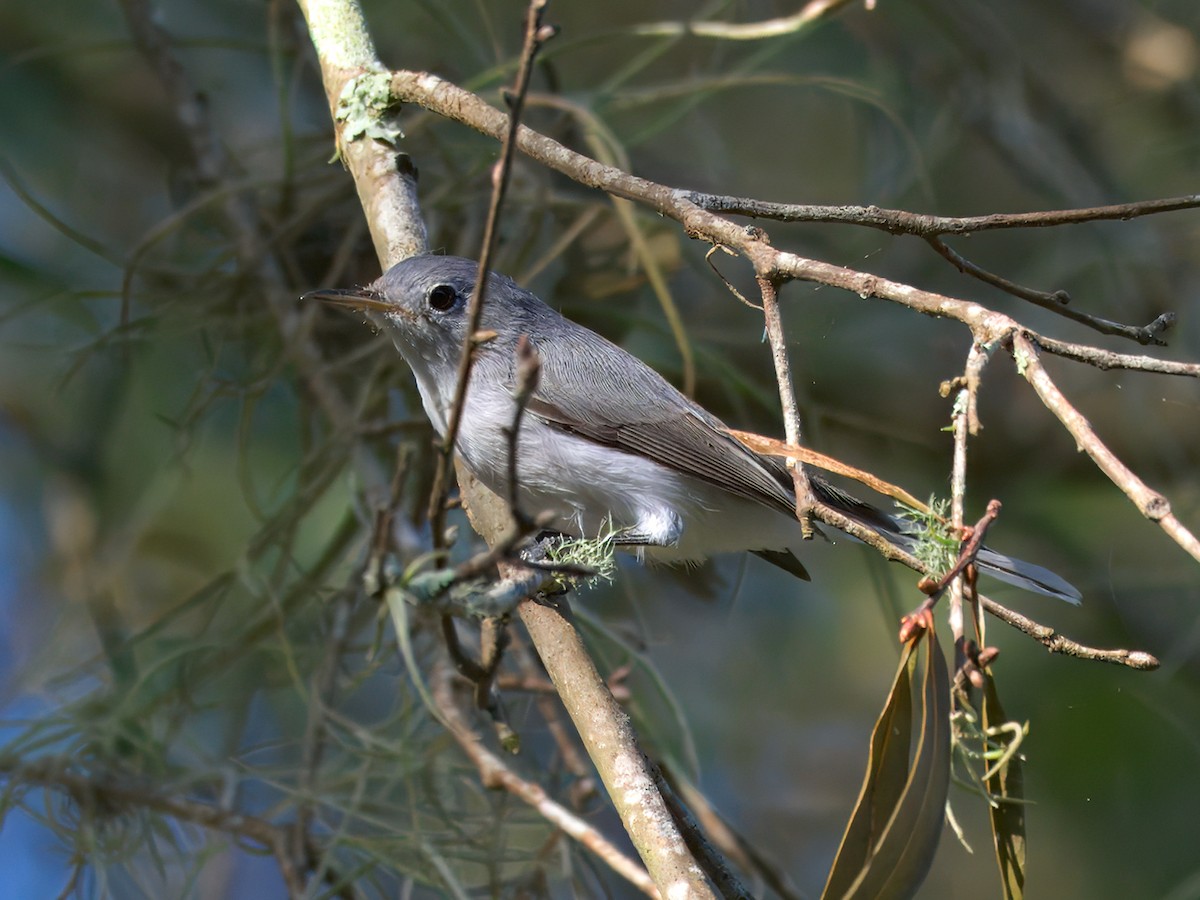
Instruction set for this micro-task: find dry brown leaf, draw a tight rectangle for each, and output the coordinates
[726,428,928,512]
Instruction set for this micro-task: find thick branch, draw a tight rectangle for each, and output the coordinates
[430,663,659,897]
[301,4,699,895]
[383,69,1088,347]
[296,0,426,265]
[519,597,713,899]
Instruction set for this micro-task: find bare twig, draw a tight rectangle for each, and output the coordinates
[665,770,805,900]
[980,597,1160,670]
[901,501,1002,643]
[476,616,514,746]
[756,274,817,537]
[947,342,992,646]
[632,0,861,40]
[922,501,1003,599]
[504,335,543,527]
[1032,334,1200,377]
[427,0,555,540]
[928,236,1174,344]
[683,191,1199,344]
[1010,333,1200,565]
[436,4,554,705]
[682,192,1200,235]
[729,428,929,511]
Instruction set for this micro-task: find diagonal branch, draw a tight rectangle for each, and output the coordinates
[927,235,1174,344]
[682,192,1198,344]
[300,4,707,895]
[385,67,1189,359]
[518,596,713,899]
[1010,333,1200,565]
[430,660,661,898]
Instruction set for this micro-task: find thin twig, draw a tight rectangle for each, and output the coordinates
[1032,334,1200,377]
[504,335,543,528]
[664,769,805,900]
[924,501,1003,598]
[901,501,1003,643]
[476,616,515,747]
[682,192,1200,234]
[632,0,860,40]
[929,236,1173,344]
[947,342,991,647]
[757,274,817,537]
[427,0,555,541]
[980,597,1160,670]
[683,191,1197,343]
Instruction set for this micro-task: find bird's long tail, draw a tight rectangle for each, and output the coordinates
[810,478,1082,605]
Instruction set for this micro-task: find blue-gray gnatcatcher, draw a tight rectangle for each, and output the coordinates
[308,255,1081,604]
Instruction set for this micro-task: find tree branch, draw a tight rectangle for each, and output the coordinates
[429,662,660,897]
[1010,333,1200,565]
[518,596,714,899]
[296,0,427,265]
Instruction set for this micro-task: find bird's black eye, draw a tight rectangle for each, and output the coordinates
[426,283,459,312]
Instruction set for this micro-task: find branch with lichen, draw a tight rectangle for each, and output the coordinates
[298,0,713,894]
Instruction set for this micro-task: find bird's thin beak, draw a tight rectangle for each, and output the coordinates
[302,287,393,313]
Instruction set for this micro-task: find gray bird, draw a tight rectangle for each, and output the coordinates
[308,255,1081,604]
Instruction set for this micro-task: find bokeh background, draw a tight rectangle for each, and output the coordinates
[1,0,1199,897]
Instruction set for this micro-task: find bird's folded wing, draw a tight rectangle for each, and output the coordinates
[525,395,799,520]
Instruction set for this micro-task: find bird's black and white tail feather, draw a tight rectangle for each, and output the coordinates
[809,477,1082,605]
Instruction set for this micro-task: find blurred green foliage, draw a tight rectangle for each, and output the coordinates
[1,0,1198,897]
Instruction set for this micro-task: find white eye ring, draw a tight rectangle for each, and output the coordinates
[427,284,458,311]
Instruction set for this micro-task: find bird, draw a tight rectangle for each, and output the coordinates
[307,254,1081,604]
